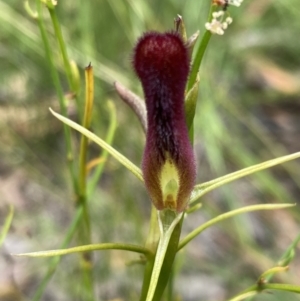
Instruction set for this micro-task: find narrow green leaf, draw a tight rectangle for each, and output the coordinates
[228,283,300,301]
[260,283,300,294]
[190,151,300,206]
[13,242,152,258]
[179,203,295,250]
[227,290,258,301]
[0,205,14,247]
[50,108,143,182]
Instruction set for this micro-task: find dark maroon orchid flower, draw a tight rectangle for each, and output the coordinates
[133,31,196,212]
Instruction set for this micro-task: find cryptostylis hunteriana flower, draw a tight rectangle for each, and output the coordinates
[133,32,196,213]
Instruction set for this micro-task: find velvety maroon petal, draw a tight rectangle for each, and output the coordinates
[133,31,196,212]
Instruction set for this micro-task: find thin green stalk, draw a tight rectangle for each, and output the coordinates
[187,4,214,91]
[47,5,81,114]
[35,0,77,193]
[47,7,73,89]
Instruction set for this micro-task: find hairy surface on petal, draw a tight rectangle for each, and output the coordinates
[133,32,196,212]
[134,32,189,163]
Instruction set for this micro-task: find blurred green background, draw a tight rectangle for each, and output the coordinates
[0,0,300,300]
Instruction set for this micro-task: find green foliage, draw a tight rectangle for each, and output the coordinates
[1,0,300,301]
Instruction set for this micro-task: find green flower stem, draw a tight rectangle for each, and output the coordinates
[187,4,214,91]
[32,206,83,301]
[152,216,183,301]
[0,205,14,247]
[35,0,77,193]
[47,5,81,114]
[139,257,155,301]
[178,204,295,251]
[138,213,183,301]
[87,101,117,197]
[144,211,183,301]
[184,4,214,143]
[14,242,152,258]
